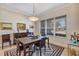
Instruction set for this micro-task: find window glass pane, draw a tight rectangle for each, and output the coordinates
[47,18,54,35]
[55,15,66,37]
[40,20,46,35]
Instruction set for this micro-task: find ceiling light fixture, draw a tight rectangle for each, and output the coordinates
[28,4,39,22]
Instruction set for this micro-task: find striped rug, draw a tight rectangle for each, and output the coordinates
[4,44,64,56]
[32,44,64,56]
[45,44,64,56]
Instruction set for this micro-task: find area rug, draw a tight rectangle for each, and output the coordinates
[4,43,64,56]
[32,44,64,56]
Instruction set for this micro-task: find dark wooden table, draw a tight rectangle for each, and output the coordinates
[16,37,49,56]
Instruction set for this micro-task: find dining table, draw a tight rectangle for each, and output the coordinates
[16,36,49,56]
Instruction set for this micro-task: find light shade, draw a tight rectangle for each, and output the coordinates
[28,16,39,21]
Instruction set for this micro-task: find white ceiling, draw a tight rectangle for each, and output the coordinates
[0,3,64,16]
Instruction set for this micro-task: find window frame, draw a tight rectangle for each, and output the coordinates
[40,15,67,37]
[55,15,67,37]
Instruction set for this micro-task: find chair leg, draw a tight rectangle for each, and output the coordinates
[44,45,46,55]
[17,47,21,56]
[16,44,21,56]
[2,42,3,49]
[39,46,42,56]
[29,47,31,56]
[34,45,36,52]
[9,41,11,47]
[29,45,34,56]
[19,50,21,56]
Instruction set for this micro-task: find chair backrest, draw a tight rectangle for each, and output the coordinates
[39,38,46,47]
[2,34,10,42]
[41,33,46,36]
[14,32,27,39]
[14,33,19,39]
[27,32,35,37]
[20,32,27,37]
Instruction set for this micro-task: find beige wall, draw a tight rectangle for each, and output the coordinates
[34,4,79,47]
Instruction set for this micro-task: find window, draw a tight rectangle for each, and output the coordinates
[40,15,67,37]
[55,15,66,37]
[40,20,46,36]
[47,18,54,35]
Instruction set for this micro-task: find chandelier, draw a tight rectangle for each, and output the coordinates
[28,4,39,21]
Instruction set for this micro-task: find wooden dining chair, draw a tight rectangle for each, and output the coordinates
[2,34,11,49]
[34,38,46,56]
[13,32,27,45]
[15,39,33,56]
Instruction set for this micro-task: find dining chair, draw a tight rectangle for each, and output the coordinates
[2,34,11,49]
[34,37,46,56]
[15,39,33,56]
[13,32,27,45]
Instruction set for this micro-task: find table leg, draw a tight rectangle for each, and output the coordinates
[47,38,49,48]
[23,45,26,56]
[16,44,18,56]
[68,45,69,56]
[68,44,71,56]
[16,42,21,56]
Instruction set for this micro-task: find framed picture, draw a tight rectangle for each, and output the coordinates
[0,22,12,30]
[30,25,34,29]
[17,23,26,31]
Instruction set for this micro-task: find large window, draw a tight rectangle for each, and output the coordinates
[40,15,67,37]
[40,20,46,35]
[47,18,54,35]
[55,15,66,37]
